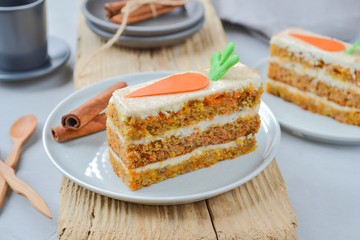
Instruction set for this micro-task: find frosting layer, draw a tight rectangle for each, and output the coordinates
[110,62,261,118]
[270,27,360,72]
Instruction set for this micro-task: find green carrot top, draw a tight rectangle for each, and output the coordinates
[345,39,360,55]
[209,42,240,81]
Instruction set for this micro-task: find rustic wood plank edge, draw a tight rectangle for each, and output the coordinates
[205,160,298,240]
[58,159,298,240]
[58,0,298,239]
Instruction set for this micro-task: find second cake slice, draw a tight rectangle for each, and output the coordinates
[267,27,360,126]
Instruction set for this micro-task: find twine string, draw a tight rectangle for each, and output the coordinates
[77,0,191,78]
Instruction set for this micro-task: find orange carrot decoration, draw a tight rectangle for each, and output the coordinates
[290,33,345,52]
[125,73,209,98]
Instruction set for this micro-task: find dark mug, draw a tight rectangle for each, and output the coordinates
[0,0,47,72]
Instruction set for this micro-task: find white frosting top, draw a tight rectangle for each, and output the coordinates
[110,62,261,118]
[270,27,360,71]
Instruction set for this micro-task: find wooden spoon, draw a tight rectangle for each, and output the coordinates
[0,159,52,219]
[0,115,37,208]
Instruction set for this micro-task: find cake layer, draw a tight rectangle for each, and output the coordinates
[107,87,262,141]
[268,61,360,109]
[107,113,261,169]
[266,79,360,126]
[109,135,257,190]
[270,44,360,86]
[269,57,360,93]
[108,105,260,144]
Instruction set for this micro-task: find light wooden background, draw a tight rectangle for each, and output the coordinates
[58,1,298,239]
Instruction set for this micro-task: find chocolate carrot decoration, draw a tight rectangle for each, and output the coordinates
[125,73,209,98]
[209,42,240,81]
[289,33,346,52]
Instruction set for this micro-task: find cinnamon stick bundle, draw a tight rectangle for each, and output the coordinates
[104,0,184,24]
[105,0,129,17]
[52,81,127,142]
[61,81,127,129]
[52,114,107,142]
[111,5,182,24]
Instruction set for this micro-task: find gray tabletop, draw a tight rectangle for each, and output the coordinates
[0,0,359,239]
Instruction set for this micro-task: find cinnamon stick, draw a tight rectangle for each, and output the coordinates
[111,5,183,24]
[105,0,129,17]
[61,81,127,129]
[52,114,107,142]
[106,10,113,19]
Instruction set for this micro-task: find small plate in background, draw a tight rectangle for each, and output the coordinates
[86,17,204,48]
[82,0,204,36]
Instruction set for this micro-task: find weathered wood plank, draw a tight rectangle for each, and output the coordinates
[58,0,298,239]
[73,0,226,90]
[207,160,298,240]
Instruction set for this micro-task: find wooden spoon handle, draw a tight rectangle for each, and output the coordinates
[0,177,7,208]
[0,141,22,208]
[0,160,52,219]
[6,141,22,168]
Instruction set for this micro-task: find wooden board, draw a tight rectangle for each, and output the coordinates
[58,1,298,239]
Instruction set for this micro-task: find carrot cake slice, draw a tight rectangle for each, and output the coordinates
[106,43,263,190]
[267,27,360,126]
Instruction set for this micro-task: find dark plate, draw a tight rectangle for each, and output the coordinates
[82,0,204,36]
[0,36,70,81]
[86,16,204,48]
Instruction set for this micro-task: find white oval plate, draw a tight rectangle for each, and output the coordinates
[255,59,360,145]
[43,71,280,205]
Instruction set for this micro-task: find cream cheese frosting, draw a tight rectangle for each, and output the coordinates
[109,62,262,118]
[270,27,360,72]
